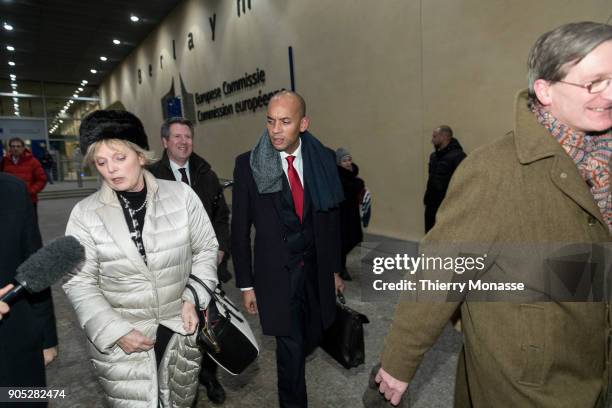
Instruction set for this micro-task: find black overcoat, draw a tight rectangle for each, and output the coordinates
[0,173,57,389]
[231,151,341,336]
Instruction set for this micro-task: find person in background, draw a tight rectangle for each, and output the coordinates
[423,125,466,232]
[1,137,47,221]
[0,172,58,406]
[148,116,231,404]
[335,147,365,281]
[40,149,55,184]
[63,110,219,407]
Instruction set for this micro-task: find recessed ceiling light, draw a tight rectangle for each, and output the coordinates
[73,94,78,98]
[90,69,97,74]
[6,45,14,51]
[68,100,74,104]
[9,74,16,79]
[99,56,108,61]
[13,104,18,108]
[12,97,17,102]
[59,120,64,123]
[12,91,17,95]
[81,80,88,84]
[78,87,84,91]
[11,84,17,89]
[112,39,121,45]
[8,61,15,66]
[130,15,139,22]
[3,23,13,31]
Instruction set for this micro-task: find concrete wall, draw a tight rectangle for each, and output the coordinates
[99,0,612,241]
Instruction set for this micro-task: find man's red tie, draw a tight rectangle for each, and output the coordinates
[286,155,304,222]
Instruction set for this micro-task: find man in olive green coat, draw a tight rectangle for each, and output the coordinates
[377,22,612,407]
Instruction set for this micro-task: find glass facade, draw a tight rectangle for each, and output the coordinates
[0,79,100,182]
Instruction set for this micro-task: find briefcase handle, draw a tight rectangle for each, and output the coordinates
[335,291,369,324]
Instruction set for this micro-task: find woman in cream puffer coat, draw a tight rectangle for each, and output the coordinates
[63,110,218,407]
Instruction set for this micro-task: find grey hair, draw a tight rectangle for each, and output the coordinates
[83,139,156,170]
[527,21,612,105]
[160,117,194,139]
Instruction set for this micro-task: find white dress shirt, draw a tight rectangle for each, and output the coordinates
[279,139,304,188]
[168,158,191,185]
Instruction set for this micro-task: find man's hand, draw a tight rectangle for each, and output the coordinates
[242,289,258,315]
[116,329,154,354]
[217,250,225,265]
[43,346,58,366]
[375,367,409,406]
[0,284,13,320]
[334,273,345,294]
[181,301,198,334]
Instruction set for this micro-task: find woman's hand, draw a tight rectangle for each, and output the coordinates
[181,301,198,334]
[116,329,154,354]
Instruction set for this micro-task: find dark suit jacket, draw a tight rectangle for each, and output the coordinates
[0,173,57,388]
[231,150,341,336]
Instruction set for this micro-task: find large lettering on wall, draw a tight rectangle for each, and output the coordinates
[194,68,283,122]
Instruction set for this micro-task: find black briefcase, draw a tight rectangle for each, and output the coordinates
[321,294,369,369]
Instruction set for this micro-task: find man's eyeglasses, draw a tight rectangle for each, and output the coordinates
[556,77,612,94]
[9,145,23,149]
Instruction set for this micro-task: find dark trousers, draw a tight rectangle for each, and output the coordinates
[154,324,174,368]
[424,203,440,233]
[276,301,308,408]
[275,260,322,408]
[32,202,38,227]
[200,353,218,379]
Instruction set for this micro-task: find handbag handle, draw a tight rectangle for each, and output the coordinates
[188,274,245,323]
[185,284,206,322]
[186,283,222,353]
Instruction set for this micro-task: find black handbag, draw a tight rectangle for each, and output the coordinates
[186,274,259,375]
[321,293,370,369]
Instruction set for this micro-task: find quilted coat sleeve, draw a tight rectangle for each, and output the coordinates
[63,204,134,353]
[182,186,219,308]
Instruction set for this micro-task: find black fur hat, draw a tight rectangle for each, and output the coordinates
[79,110,149,155]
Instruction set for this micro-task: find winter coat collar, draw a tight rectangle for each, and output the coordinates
[436,138,463,155]
[95,170,159,279]
[98,169,159,206]
[513,89,606,227]
[514,89,570,164]
[7,149,35,165]
[159,150,211,175]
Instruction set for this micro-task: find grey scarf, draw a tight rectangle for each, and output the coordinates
[249,130,344,212]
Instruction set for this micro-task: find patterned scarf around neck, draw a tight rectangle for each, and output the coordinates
[533,104,612,231]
